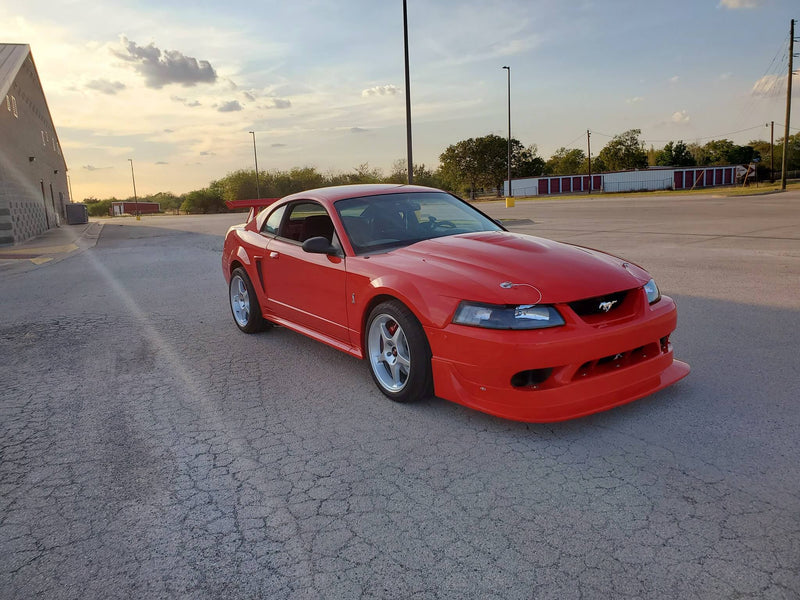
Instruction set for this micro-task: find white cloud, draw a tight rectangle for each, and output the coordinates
[669,75,680,84]
[260,98,291,109]
[85,79,126,95]
[751,74,783,97]
[626,96,644,104]
[111,36,218,89]
[719,0,765,8]
[171,96,202,107]
[362,85,400,98]
[216,100,243,112]
[671,110,690,124]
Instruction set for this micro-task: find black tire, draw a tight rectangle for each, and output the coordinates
[229,267,267,333]
[365,300,432,403]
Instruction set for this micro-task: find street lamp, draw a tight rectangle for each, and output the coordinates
[249,131,261,199]
[128,158,138,217]
[502,66,511,199]
[403,0,413,184]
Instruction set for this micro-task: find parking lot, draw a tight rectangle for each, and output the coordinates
[1,191,798,599]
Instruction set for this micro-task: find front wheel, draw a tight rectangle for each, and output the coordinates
[229,267,267,333]
[366,300,432,403]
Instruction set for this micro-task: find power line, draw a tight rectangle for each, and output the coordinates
[554,132,587,150]
[642,124,769,145]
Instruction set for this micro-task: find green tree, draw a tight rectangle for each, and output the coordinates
[180,183,225,214]
[438,134,544,198]
[84,197,114,217]
[438,138,482,198]
[583,155,607,174]
[692,139,760,166]
[596,129,649,171]
[513,143,546,179]
[655,141,696,167]
[146,191,181,212]
[545,147,586,175]
[750,133,800,174]
[388,160,443,188]
[217,169,261,203]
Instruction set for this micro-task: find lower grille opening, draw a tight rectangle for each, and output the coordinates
[572,341,663,382]
[511,368,553,389]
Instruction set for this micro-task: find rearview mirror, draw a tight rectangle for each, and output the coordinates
[302,236,337,255]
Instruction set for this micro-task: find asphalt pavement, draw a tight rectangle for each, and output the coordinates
[1,192,798,599]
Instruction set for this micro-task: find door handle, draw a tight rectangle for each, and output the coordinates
[269,251,279,259]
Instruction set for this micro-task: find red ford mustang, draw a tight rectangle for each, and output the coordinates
[222,184,689,422]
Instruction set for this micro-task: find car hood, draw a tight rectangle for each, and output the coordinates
[371,231,651,304]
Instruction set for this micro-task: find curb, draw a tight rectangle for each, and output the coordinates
[0,221,104,275]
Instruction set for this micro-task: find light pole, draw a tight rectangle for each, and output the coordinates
[128,158,138,216]
[249,131,261,199]
[403,0,413,184]
[767,121,774,183]
[502,66,511,199]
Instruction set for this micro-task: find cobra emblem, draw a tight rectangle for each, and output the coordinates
[599,300,617,313]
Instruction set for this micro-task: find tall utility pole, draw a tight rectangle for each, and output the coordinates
[780,18,795,191]
[768,121,774,183]
[128,158,138,216]
[586,129,592,194]
[403,0,413,184]
[249,131,261,199]
[502,66,511,198]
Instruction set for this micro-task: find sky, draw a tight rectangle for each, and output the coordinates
[2,0,798,201]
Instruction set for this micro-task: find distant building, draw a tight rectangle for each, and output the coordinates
[109,201,160,216]
[0,43,70,245]
[505,165,740,197]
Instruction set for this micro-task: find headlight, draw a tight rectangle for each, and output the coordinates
[644,278,661,304]
[452,301,565,330]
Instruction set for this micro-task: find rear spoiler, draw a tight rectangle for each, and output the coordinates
[225,198,280,223]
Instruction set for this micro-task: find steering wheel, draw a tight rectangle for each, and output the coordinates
[426,216,457,231]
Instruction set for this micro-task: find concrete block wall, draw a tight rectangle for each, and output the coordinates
[0,49,69,245]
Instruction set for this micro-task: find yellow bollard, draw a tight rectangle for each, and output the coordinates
[505,197,515,208]
[136,214,141,221]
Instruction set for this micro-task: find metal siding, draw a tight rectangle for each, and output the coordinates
[551,178,561,194]
[562,177,571,193]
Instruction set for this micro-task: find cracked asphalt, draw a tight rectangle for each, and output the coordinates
[1,193,798,599]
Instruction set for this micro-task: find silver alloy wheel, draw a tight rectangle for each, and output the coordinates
[230,274,251,327]
[368,314,411,392]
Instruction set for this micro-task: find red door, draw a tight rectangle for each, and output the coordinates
[538,179,549,195]
[264,237,349,342]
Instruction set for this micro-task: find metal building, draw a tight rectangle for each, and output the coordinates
[0,43,70,245]
[506,166,741,197]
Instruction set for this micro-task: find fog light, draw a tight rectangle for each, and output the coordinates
[511,368,553,389]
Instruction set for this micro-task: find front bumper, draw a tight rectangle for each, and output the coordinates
[426,293,690,422]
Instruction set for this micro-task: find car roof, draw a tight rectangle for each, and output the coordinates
[280,183,442,205]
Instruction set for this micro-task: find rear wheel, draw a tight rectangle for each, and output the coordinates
[366,300,432,403]
[229,267,267,333]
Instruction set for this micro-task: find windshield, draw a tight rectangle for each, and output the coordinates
[335,192,503,255]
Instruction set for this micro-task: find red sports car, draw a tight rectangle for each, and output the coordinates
[222,184,689,422]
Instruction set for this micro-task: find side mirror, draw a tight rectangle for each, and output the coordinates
[302,236,337,255]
